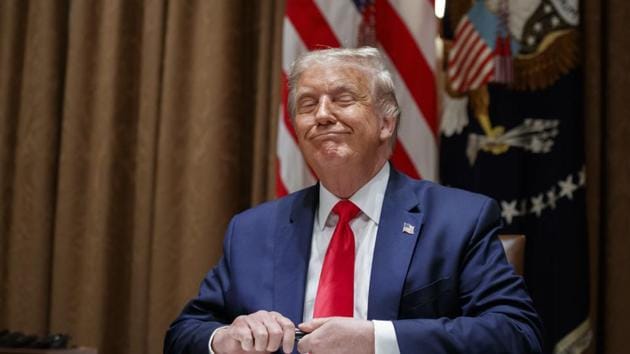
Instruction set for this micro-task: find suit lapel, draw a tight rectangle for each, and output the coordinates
[368,170,424,320]
[273,187,317,325]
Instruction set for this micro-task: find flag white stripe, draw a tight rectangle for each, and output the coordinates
[467,59,494,90]
[282,18,307,73]
[464,46,494,84]
[388,0,436,72]
[451,37,488,89]
[382,50,437,180]
[313,0,362,48]
[277,112,316,191]
[450,31,481,80]
[448,20,474,65]
[280,16,313,193]
[460,47,494,91]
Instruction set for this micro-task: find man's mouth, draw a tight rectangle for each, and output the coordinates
[312,131,348,139]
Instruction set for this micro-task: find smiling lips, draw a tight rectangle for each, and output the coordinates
[311,131,349,139]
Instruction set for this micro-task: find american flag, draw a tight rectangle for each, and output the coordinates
[276,0,438,197]
[447,0,515,94]
[447,15,495,93]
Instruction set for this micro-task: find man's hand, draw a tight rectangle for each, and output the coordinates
[212,310,296,354]
[296,317,374,354]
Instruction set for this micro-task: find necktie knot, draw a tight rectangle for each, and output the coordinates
[332,200,361,223]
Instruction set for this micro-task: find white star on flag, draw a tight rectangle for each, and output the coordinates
[501,200,519,225]
[530,194,546,217]
[558,175,578,200]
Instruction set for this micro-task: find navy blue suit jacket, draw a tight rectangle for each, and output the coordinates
[164,169,543,353]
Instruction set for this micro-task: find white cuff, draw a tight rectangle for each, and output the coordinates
[373,320,400,354]
[208,326,229,354]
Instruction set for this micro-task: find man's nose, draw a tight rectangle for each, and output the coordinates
[315,96,335,124]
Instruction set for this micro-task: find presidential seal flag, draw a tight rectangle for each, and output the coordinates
[440,0,590,352]
[276,0,438,197]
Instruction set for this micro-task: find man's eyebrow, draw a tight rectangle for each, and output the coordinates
[329,80,362,93]
[297,82,361,95]
[331,86,361,96]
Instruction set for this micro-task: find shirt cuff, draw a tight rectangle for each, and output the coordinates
[373,320,400,354]
[208,326,229,354]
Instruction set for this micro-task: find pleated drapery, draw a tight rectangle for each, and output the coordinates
[583,0,630,352]
[0,1,282,353]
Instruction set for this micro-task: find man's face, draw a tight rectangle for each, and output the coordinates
[293,62,394,172]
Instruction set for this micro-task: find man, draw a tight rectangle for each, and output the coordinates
[164,47,543,354]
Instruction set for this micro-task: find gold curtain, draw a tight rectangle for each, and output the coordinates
[0,1,284,353]
[584,0,630,353]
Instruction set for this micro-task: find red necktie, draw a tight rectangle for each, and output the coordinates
[313,200,361,318]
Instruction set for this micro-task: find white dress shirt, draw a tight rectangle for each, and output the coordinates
[302,162,400,354]
[210,163,400,354]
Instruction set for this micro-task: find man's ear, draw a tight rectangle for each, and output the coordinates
[379,115,396,142]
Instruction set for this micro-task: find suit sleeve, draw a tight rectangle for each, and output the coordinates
[392,199,544,353]
[163,218,237,354]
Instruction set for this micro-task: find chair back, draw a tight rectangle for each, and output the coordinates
[498,234,526,276]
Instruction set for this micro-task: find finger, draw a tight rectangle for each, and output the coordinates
[210,327,233,353]
[296,336,310,354]
[244,316,269,352]
[299,317,332,332]
[230,323,254,352]
[273,315,296,353]
[262,318,284,352]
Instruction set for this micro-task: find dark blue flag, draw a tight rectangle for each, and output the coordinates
[441,1,591,352]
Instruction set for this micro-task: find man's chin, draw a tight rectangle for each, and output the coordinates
[313,151,352,168]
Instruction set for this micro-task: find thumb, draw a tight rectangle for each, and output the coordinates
[299,317,332,332]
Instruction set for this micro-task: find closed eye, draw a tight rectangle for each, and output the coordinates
[297,97,317,112]
[335,93,356,105]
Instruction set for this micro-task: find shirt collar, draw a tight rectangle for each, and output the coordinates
[317,162,390,230]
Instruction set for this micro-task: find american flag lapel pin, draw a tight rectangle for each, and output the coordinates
[402,222,415,235]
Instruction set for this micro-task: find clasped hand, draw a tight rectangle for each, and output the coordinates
[212,311,374,354]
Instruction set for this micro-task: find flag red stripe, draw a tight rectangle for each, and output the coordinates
[451,34,482,79]
[449,21,475,68]
[375,0,437,136]
[448,20,475,67]
[461,51,494,91]
[466,64,494,92]
[286,0,340,49]
[449,35,484,85]
[390,140,421,179]
[452,38,490,91]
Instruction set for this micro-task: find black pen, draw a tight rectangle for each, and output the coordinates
[294,329,306,341]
